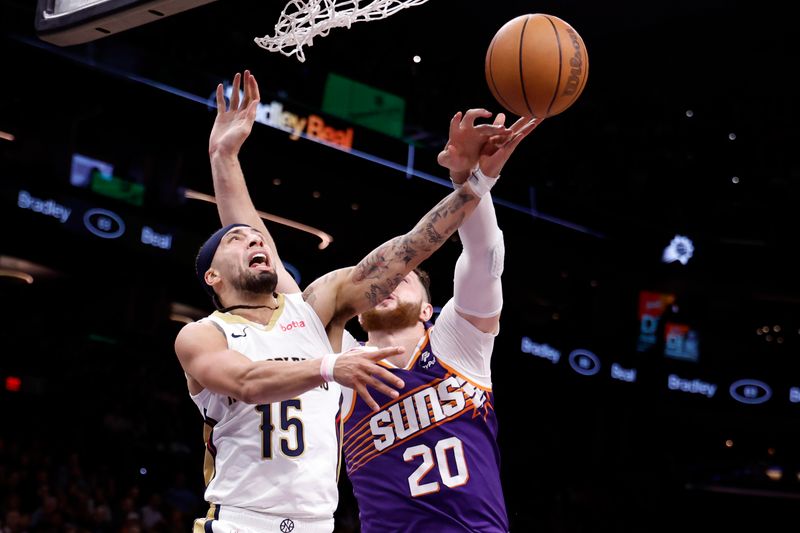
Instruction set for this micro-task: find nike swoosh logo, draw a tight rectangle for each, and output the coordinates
[231,327,248,338]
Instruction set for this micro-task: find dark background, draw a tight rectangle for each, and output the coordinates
[2,0,800,531]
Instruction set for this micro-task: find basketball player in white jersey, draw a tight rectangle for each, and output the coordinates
[175,71,511,533]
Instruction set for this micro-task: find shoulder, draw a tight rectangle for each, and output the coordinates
[175,319,225,353]
[302,268,353,303]
[301,268,356,326]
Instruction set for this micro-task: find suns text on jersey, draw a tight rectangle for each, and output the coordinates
[369,375,487,451]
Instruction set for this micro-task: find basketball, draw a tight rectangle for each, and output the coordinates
[485,14,589,118]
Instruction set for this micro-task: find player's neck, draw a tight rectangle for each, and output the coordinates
[219,292,280,324]
[366,323,426,367]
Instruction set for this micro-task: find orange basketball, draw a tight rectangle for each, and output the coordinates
[485,13,589,118]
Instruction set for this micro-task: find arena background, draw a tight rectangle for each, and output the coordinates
[2,0,799,531]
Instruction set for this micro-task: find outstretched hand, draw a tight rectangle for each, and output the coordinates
[478,114,542,178]
[437,109,510,174]
[209,70,261,157]
[333,345,406,411]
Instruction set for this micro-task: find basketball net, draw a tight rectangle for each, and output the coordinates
[254,0,429,63]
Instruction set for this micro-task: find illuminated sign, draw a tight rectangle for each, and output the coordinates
[322,73,405,138]
[15,189,175,253]
[70,153,145,206]
[520,337,561,364]
[71,153,113,188]
[667,374,716,398]
[17,190,72,223]
[610,363,637,383]
[225,87,354,150]
[662,235,694,265]
[729,379,772,405]
[141,226,172,250]
[83,208,126,239]
[664,322,699,362]
[568,349,600,376]
[637,291,675,352]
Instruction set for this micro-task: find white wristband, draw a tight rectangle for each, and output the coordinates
[320,352,340,383]
[466,166,499,197]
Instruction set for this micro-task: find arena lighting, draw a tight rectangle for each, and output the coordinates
[170,302,207,324]
[170,314,194,324]
[0,256,62,283]
[5,376,22,392]
[662,235,694,265]
[766,467,783,481]
[0,269,34,284]
[183,189,333,250]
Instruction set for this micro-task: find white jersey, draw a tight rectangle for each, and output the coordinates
[190,292,342,525]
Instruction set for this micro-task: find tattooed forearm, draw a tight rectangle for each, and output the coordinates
[344,188,480,317]
[424,223,444,245]
[362,274,405,306]
[352,243,393,282]
[412,190,475,250]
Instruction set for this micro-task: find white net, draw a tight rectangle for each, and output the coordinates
[254,0,429,63]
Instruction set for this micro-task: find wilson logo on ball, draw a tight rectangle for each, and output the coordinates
[485,13,589,118]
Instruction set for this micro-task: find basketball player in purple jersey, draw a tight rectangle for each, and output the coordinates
[338,111,539,533]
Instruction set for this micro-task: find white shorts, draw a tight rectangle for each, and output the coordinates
[194,505,334,533]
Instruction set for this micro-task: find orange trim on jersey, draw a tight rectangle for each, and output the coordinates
[344,400,453,462]
[345,396,477,464]
[343,375,444,441]
[340,388,359,424]
[404,329,431,369]
[346,401,476,475]
[436,358,493,392]
[344,397,447,456]
[345,395,476,465]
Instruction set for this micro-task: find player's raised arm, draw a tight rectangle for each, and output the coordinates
[300,111,509,329]
[447,113,540,332]
[208,70,301,294]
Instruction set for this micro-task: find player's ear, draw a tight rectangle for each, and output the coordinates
[205,269,220,287]
[420,302,433,322]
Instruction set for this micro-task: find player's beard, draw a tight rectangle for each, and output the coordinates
[360,301,422,332]
[232,268,278,296]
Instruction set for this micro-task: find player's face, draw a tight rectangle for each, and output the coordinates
[374,271,426,310]
[213,227,278,294]
[360,272,428,331]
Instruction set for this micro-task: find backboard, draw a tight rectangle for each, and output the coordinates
[35,0,218,46]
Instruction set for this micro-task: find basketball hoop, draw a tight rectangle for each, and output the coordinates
[254,0,430,63]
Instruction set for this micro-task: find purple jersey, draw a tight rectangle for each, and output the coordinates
[341,323,508,533]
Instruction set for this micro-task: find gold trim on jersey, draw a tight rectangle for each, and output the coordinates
[202,424,216,486]
[192,504,219,532]
[336,410,344,482]
[211,293,286,330]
